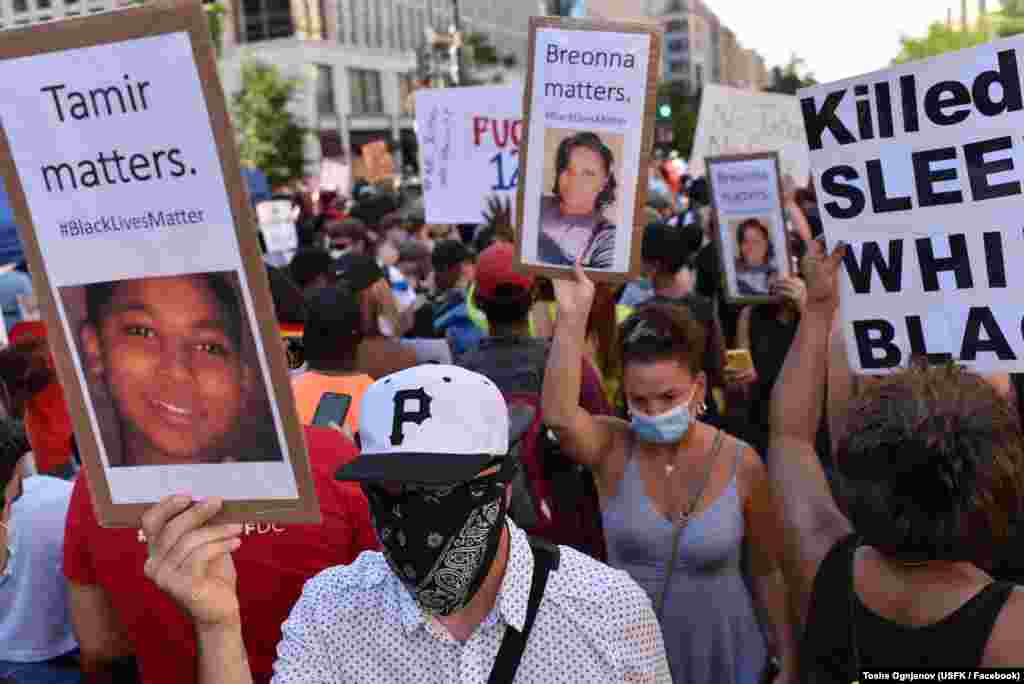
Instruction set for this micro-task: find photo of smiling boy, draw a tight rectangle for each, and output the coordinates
[64,272,283,468]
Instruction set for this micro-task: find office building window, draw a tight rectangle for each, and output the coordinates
[374,0,383,47]
[337,0,345,43]
[361,0,372,45]
[241,0,294,42]
[399,73,416,116]
[349,68,383,114]
[667,38,687,53]
[315,64,336,116]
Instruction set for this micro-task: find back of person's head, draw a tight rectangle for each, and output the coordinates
[0,337,54,418]
[641,223,703,276]
[835,364,1024,565]
[266,266,307,325]
[687,177,710,208]
[288,248,333,292]
[0,416,29,498]
[397,241,432,286]
[616,303,706,378]
[432,240,474,292]
[302,286,364,372]
[334,253,392,336]
[473,242,535,327]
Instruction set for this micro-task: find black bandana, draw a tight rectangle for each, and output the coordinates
[363,465,511,616]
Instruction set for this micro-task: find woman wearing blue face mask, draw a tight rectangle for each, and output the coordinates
[542,261,796,684]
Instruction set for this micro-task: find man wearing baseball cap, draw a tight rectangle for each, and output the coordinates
[140,364,669,683]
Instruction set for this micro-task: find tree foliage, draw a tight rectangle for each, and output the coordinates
[657,81,700,157]
[231,60,306,188]
[765,55,817,95]
[994,0,1024,38]
[893,21,988,64]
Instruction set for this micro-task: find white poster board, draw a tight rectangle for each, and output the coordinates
[256,199,298,253]
[516,16,660,282]
[319,157,351,196]
[690,84,810,185]
[416,85,523,225]
[0,2,319,526]
[799,37,1024,374]
[706,153,792,303]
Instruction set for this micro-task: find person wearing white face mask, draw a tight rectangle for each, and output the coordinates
[542,261,797,684]
[0,417,80,684]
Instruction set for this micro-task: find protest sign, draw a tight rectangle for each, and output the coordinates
[319,156,351,196]
[416,84,523,224]
[256,198,298,264]
[690,84,810,185]
[706,152,792,304]
[515,16,661,283]
[799,37,1024,375]
[0,0,319,526]
[362,139,394,183]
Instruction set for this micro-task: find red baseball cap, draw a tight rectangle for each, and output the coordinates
[474,242,534,300]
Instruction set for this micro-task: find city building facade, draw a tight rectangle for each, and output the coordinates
[1,0,533,179]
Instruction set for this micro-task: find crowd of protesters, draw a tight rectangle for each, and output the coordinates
[1,142,1024,684]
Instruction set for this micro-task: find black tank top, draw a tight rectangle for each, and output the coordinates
[800,534,1015,681]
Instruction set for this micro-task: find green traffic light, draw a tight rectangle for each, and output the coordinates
[659,104,672,118]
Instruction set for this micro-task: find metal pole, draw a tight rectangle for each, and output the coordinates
[451,0,464,85]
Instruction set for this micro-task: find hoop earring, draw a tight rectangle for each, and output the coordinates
[697,402,707,417]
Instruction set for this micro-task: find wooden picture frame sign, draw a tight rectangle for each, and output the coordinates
[514,15,662,284]
[705,151,794,306]
[0,0,320,527]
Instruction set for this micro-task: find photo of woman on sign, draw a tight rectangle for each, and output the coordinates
[63,271,283,467]
[537,130,621,270]
[733,217,779,296]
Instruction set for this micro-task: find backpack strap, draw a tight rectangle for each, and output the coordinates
[487,537,561,683]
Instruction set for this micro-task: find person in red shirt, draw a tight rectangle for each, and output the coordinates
[2,321,75,477]
[63,426,379,684]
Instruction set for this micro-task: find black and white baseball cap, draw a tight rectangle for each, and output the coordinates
[335,365,509,483]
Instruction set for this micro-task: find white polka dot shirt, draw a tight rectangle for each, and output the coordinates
[272,520,671,683]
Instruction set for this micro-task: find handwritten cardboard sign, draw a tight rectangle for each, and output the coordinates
[690,84,810,185]
[416,85,523,224]
[362,139,394,183]
[0,0,319,526]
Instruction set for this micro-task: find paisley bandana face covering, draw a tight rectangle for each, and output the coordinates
[364,467,510,616]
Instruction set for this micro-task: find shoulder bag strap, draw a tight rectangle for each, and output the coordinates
[655,428,724,619]
[487,536,561,684]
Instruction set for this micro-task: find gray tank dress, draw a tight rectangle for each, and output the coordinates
[601,438,767,684]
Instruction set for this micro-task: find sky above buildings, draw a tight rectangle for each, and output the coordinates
[709,0,976,84]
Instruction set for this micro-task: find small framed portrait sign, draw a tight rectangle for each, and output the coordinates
[706,152,794,304]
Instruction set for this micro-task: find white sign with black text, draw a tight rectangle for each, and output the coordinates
[800,37,1024,374]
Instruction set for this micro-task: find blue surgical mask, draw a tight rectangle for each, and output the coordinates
[629,388,697,444]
